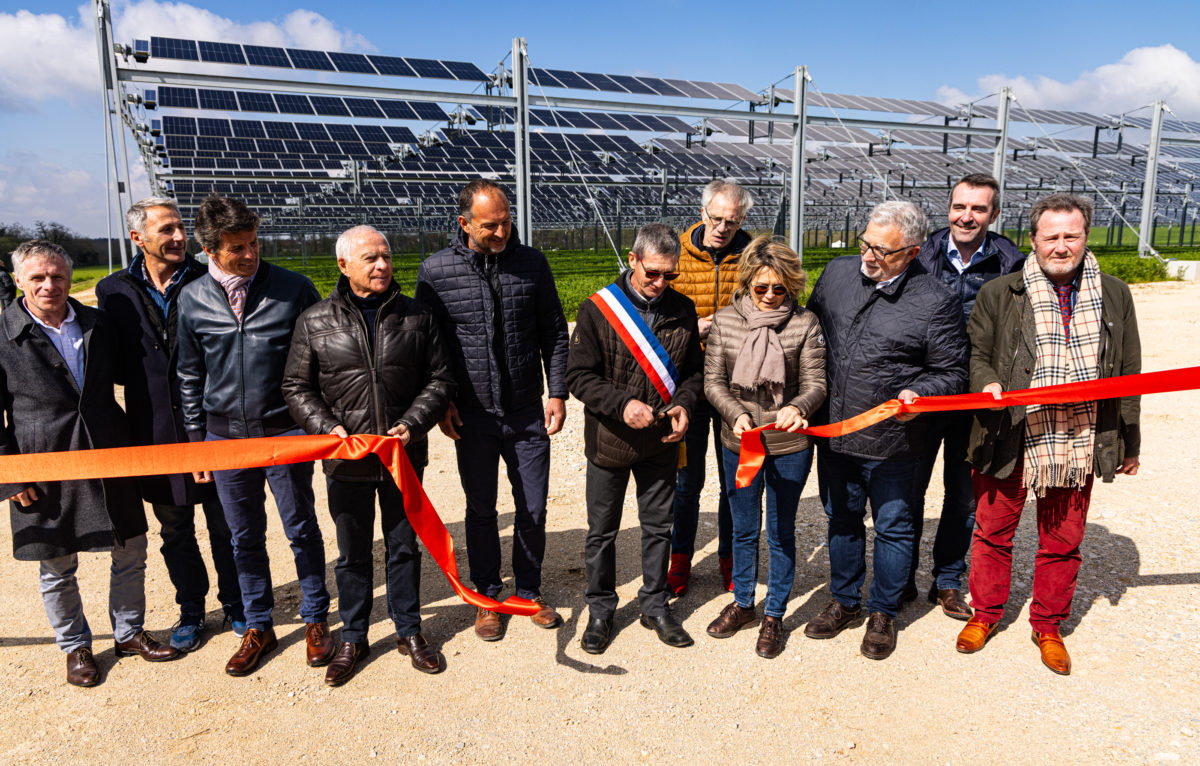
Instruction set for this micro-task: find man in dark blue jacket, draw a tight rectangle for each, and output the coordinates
[177,195,332,677]
[97,197,243,653]
[804,200,968,661]
[908,175,1025,620]
[416,180,569,641]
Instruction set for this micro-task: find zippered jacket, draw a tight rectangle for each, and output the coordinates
[282,277,456,480]
[177,259,320,440]
[673,221,751,320]
[917,228,1025,324]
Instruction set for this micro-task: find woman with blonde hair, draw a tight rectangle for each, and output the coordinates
[702,236,826,658]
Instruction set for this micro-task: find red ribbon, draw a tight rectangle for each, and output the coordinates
[0,434,540,617]
[735,366,1200,489]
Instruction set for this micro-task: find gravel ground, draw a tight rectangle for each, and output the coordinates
[1,281,1197,764]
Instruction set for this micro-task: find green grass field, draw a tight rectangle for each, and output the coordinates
[69,242,1180,321]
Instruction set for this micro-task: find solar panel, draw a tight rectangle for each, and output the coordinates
[582,112,623,130]
[312,140,341,155]
[309,96,350,116]
[328,52,376,74]
[257,138,286,152]
[262,122,297,140]
[230,120,265,139]
[236,91,277,113]
[286,48,336,71]
[529,68,563,88]
[411,102,447,121]
[274,94,314,114]
[242,45,292,68]
[662,79,713,99]
[196,118,232,137]
[378,101,419,120]
[151,37,198,61]
[162,116,195,135]
[605,74,657,95]
[405,58,453,78]
[326,124,359,141]
[227,138,257,152]
[637,77,687,98]
[578,72,628,92]
[367,55,416,77]
[344,98,385,118]
[197,136,227,152]
[198,89,239,111]
[442,60,489,81]
[355,125,389,143]
[286,140,313,154]
[541,69,598,90]
[165,135,195,151]
[295,123,329,141]
[198,40,246,64]
[158,87,198,109]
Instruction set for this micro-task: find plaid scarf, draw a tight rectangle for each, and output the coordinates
[1021,249,1103,496]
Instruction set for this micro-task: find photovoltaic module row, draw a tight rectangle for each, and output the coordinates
[148,86,448,121]
[141,37,488,81]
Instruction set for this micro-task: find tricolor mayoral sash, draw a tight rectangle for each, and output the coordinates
[588,282,680,405]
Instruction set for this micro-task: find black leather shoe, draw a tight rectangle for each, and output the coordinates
[928,584,973,620]
[804,599,863,639]
[580,617,614,655]
[640,613,693,648]
[860,612,897,660]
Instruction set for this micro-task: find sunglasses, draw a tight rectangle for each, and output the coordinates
[634,253,680,281]
[752,283,788,297]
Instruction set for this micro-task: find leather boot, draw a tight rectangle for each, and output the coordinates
[667,554,691,598]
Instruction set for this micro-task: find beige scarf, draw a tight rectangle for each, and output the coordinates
[730,294,791,407]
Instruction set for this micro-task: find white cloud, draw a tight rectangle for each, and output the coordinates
[0,151,109,234]
[939,44,1200,119]
[0,2,374,109]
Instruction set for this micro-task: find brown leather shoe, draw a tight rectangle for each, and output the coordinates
[1032,630,1071,675]
[114,631,181,662]
[225,627,278,676]
[860,612,897,660]
[530,598,563,629]
[929,585,974,620]
[474,607,504,642]
[66,647,100,687]
[305,621,335,667]
[706,602,757,638]
[397,633,443,674]
[324,641,369,687]
[955,617,998,653]
[804,599,863,639]
[755,616,785,659]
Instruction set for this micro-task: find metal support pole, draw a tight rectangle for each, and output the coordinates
[660,172,669,219]
[93,0,129,268]
[417,197,426,260]
[788,66,808,259]
[990,87,1012,233]
[1138,100,1166,257]
[616,197,623,259]
[511,38,532,246]
[1180,184,1192,247]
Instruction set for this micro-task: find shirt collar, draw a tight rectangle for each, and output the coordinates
[861,262,911,290]
[23,299,77,332]
[946,234,986,268]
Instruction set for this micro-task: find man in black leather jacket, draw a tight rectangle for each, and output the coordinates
[283,225,455,686]
[176,194,332,677]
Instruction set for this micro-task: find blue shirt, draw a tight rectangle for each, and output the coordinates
[133,254,188,321]
[25,300,85,387]
[945,237,986,274]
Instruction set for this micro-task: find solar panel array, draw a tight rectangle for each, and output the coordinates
[120,36,1200,239]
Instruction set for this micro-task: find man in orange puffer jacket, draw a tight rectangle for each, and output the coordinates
[667,179,754,596]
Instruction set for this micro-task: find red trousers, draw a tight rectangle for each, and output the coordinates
[968,459,1094,633]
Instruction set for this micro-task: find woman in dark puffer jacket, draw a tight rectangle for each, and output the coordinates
[701,237,827,658]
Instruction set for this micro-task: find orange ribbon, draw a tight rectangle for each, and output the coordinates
[0,433,539,617]
[736,366,1200,489]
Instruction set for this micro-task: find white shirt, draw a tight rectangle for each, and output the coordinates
[946,237,986,274]
[863,262,911,290]
[26,300,85,387]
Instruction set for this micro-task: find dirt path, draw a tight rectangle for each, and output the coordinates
[1,282,1198,763]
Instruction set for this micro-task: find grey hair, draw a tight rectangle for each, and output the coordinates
[632,222,681,260]
[701,179,755,216]
[125,196,180,235]
[868,200,928,246]
[11,239,73,279]
[335,225,387,260]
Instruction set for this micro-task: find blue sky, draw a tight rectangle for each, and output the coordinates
[2,0,1198,235]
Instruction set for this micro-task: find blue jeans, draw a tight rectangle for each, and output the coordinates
[39,534,148,651]
[721,445,813,618]
[817,447,917,618]
[209,430,330,632]
[152,496,243,624]
[455,404,549,601]
[326,469,424,642]
[909,412,976,590]
[671,401,732,558]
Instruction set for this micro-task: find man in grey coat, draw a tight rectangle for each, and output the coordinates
[0,240,179,687]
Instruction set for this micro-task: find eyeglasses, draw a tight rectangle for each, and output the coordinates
[857,234,919,261]
[752,283,788,297]
[704,206,745,230]
[633,253,679,281]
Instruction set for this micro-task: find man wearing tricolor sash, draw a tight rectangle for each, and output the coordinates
[566,223,704,654]
[956,194,1141,675]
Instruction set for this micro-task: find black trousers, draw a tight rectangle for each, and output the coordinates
[326,468,424,643]
[584,447,677,621]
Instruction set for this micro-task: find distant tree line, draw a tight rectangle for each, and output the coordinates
[1,221,124,270]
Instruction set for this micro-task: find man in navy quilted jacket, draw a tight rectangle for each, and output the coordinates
[416,180,570,641]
